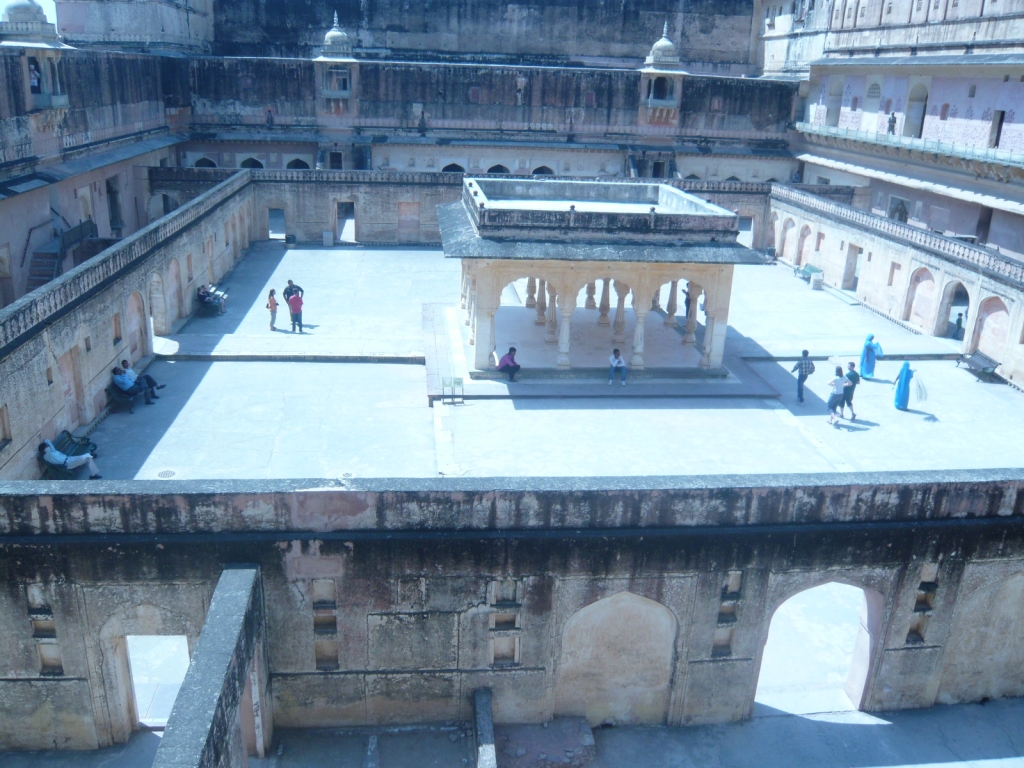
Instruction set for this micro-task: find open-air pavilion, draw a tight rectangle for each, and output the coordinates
[438,177,769,374]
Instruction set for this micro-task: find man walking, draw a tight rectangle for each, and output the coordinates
[791,350,815,403]
[287,290,304,333]
[841,361,860,420]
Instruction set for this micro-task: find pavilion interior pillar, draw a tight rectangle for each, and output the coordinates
[474,304,498,369]
[525,277,537,308]
[700,314,715,368]
[651,287,661,311]
[701,267,733,369]
[535,279,547,325]
[597,278,610,326]
[612,280,629,343]
[683,282,701,345]
[631,290,649,369]
[556,290,578,369]
[585,281,597,309]
[664,280,678,326]
[460,262,469,309]
[465,273,477,327]
[545,283,558,343]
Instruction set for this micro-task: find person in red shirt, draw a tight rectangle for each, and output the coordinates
[287,291,304,333]
[497,347,520,382]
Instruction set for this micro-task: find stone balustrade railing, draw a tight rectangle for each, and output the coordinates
[0,171,252,353]
[795,121,1024,170]
[772,184,1024,287]
[251,169,466,185]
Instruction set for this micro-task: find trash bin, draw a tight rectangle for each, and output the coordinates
[285,234,296,245]
[810,273,824,290]
[323,231,334,247]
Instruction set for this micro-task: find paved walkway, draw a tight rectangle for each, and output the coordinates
[79,243,1023,481]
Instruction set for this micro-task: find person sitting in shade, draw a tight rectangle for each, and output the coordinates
[112,366,155,404]
[38,440,102,479]
[121,360,165,393]
[497,347,520,382]
[197,285,226,314]
[609,348,627,386]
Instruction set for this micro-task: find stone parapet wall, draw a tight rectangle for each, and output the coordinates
[2,472,1024,749]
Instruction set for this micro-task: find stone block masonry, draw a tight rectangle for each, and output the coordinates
[2,472,1024,750]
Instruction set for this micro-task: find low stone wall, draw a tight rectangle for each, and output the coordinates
[2,472,1024,749]
[153,567,269,768]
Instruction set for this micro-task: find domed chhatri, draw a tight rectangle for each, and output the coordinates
[322,11,352,56]
[2,0,47,23]
[645,21,681,67]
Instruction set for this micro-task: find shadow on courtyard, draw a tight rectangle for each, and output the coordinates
[0,730,161,768]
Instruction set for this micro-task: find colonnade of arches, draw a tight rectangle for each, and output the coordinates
[768,210,1015,361]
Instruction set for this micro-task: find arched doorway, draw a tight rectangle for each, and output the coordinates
[778,218,796,262]
[532,165,555,175]
[442,163,465,173]
[755,582,880,715]
[166,259,183,327]
[193,158,217,168]
[904,84,928,138]
[796,225,812,266]
[487,164,510,174]
[286,158,310,169]
[973,296,1010,360]
[938,282,970,339]
[240,157,264,169]
[554,592,677,726]
[904,267,936,330]
[127,291,147,358]
[937,572,1024,704]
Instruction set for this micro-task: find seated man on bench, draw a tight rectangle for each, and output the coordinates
[198,285,226,314]
[112,366,155,404]
[121,359,165,393]
[38,440,102,479]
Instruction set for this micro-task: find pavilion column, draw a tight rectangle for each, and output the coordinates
[631,295,649,369]
[465,274,477,327]
[700,268,733,369]
[474,305,498,370]
[545,284,558,343]
[556,291,578,369]
[700,314,715,368]
[664,280,678,326]
[682,283,701,345]
[597,278,611,326]
[468,296,477,344]
[612,280,629,343]
[535,279,547,324]
[460,263,469,309]
[525,277,537,308]
[651,287,661,311]
[585,281,597,309]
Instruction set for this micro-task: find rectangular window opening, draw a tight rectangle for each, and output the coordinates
[491,636,519,666]
[0,404,10,452]
[112,313,122,345]
[888,262,901,286]
[126,635,190,729]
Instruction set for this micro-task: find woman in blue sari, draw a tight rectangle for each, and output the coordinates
[860,334,884,378]
[894,361,914,410]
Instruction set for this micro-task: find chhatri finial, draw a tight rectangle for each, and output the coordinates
[663,20,669,37]
[333,10,340,28]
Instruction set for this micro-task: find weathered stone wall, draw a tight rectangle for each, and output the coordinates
[208,0,758,66]
[1,472,1023,748]
[0,172,254,481]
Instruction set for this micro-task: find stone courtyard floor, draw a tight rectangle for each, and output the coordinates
[81,241,1024,480]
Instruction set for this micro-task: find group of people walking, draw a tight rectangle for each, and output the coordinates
[792,333,922,424]
[267,280,305,333]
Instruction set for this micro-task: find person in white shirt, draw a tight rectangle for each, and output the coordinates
[38,440,102,479]
[121,359,164,393]
[826,365,851,426]
[609,348,627,386]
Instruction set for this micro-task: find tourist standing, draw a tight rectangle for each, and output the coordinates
[267,289,278,331]
[954,313,963,339]
[887,112,897,134]
[841,361,860,420]
[287,291,304,333]
[791,350,816,403]
[283,280,304,301]
[826,366,851,426]
[497,347,520,382]
[894,362,914,410]
[860,334,884,378]
[609,348,627,385]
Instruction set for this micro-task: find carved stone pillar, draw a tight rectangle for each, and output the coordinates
[664,280,678,326]
[585,281,597,309]
[651,287,661,311]
[525,277,537,308]
[556,291,578,369]
[535,279,547,325]
[474,305,498,370]
[612,280,628,343]
[598,278,610,326]
[700,314,715,368]
[683,283,700,345]
[468,295,477,344]
[545,283,558,343]
[631,302,649,369]
[465,275,477,327]
[460,262,469,309]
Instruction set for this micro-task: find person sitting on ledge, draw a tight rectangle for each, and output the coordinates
[112,366,155,404]
[609,348,627,386]
[497,347,521,382]
[197,285,226,314]
[121,359,165,393]
[38,440,102,479]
